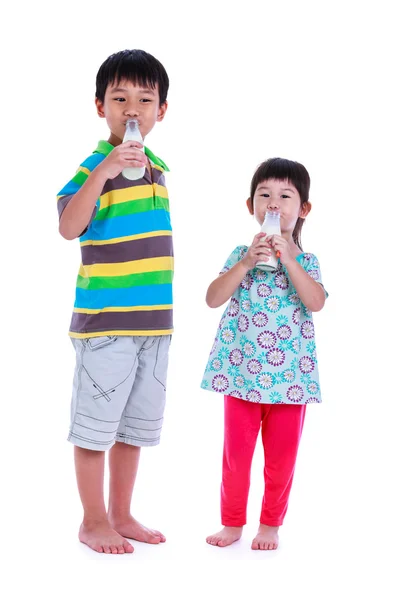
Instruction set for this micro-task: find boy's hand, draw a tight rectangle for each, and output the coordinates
[241,233,271,270]
[97,142,147,179]
[267,235,294,266]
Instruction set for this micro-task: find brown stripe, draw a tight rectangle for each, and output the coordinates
[81,235,174,265]
[70,309,173,334]
[152,170,165,185]
[101,165,164,195]
[57,194,73,218]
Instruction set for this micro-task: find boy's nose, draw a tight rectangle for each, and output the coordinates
[124,105,139,117]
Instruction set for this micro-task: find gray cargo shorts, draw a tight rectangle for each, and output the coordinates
[68,335,171,451]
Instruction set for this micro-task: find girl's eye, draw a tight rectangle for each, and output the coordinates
[281,195,289,199]
[261,193,270,198]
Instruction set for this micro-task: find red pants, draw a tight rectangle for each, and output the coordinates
[221,395,306,527]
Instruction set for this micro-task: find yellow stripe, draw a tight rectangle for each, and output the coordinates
[73,304,172,314]
[80,230,172,247]
[79,256,174,278]
[78,166,91,176]
[99,183,168,211]
[69,329,173,339]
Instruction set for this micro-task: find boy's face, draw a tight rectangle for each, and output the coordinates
[95,79,167,143]
[247,178,311,231]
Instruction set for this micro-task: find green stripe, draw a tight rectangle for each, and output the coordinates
[72,170,89,186]
[144,147,169,171]
[96,196,170,220]
[77,269,174,290]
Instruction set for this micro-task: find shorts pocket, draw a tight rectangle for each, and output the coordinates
[153,337,170,390]
[85,336,118,351]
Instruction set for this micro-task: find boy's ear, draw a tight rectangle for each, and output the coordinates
[95,98,105,118]
[246,197,254,215]
[157,101,168,122]
[300,201,312,219]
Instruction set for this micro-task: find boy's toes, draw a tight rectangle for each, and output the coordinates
[123,541,134,553]
[153,530,166,542]
[110,545,118,554]
[117,544,125,554]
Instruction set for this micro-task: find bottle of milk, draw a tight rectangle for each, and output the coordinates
[122,119,145,180]
[256,211,281,271]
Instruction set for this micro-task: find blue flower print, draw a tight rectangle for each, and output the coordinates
[270,391,283,403]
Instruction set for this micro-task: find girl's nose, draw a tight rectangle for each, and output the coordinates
[267,200,279,209]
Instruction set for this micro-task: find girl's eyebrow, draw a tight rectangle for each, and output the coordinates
[257,186,295,193]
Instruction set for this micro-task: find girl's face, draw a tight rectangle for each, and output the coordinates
[249,178,310,234]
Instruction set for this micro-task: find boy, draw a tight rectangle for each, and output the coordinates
[57,49,173,554]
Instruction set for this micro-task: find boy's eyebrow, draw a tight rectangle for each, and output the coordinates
[110,86,156,94]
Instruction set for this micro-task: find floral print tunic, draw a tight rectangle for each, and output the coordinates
[201,246,328,404]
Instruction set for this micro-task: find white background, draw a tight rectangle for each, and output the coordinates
[2,0,399,598]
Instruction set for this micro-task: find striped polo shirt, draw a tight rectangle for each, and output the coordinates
[57,140,173,339]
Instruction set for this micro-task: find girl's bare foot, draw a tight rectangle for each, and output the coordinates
[79,520,134,554]
[206,526,243,547]
[109,515,166,544]
[251,524,279,550]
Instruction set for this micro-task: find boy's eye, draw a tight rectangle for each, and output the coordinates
[114,97,126,102]
[140,98,152,103]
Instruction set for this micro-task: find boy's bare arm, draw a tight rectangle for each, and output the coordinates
[59,169,108,240]
[59,141,146,240]
[206,234,271,308]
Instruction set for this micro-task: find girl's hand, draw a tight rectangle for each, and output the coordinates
[241,232,271,270]
[267,235,295,266]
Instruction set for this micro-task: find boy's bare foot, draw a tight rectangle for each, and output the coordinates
[110,515,166,544]
[206,526,243,547]
[251,524,279,550]
[79,520,134,554]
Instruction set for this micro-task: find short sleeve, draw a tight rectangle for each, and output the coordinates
[219,245,248,275]
[298,253,328,298]
[57,152,105,234]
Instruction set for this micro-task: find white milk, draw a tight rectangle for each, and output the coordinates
[256,211,281,271]
[122,119,145,180]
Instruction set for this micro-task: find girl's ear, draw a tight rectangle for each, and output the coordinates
[246,197,254,215]
[300,201,312,219]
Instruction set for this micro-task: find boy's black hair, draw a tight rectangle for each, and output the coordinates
[96,49,169,105]
[250,158,311,250]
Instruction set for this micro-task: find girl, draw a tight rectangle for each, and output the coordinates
[201,158,328,551]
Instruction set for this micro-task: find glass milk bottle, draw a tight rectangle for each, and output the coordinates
[122,119,145,180]
[256,211,281,271]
